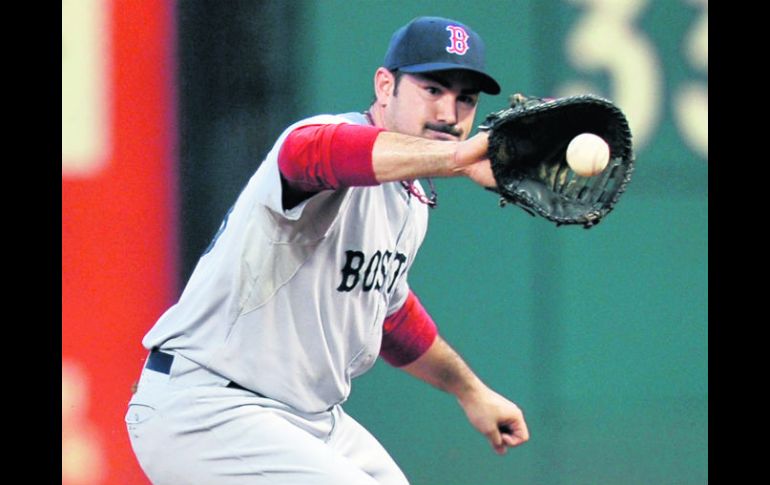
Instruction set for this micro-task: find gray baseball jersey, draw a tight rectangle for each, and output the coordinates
[142,112,430,414]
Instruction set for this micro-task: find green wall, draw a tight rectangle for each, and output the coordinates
[295,1,708,484]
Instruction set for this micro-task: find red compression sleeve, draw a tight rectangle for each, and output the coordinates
[278,123,383,192]
[380,290,438,367]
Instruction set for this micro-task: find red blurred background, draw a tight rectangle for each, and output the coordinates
[62,1,176,483]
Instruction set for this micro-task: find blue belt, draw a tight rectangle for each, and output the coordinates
[146,349,247,391]
[146,349,174,374]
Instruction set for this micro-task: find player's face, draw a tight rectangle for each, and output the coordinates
[382,71,480,141]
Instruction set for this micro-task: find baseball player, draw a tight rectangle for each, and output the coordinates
[126,16,529,485]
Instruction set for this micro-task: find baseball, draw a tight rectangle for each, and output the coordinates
[566,133,610,177]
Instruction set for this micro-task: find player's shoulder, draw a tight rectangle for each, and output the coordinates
[272,112,368,151]
[288,112,367,131]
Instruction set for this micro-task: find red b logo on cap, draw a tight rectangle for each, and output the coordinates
[445,25,469,55]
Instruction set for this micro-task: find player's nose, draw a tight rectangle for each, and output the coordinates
[435,95,458,126]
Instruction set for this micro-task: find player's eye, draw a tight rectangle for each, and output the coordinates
[458,94,478,106]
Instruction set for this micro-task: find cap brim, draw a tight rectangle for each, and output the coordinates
[398,62,501,95]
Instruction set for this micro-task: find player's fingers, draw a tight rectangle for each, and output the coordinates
[500,422,530,448]
[502,433,524,448]
[488,428,506,455]
[514,419,530,443]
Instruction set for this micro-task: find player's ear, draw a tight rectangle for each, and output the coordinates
[374,67,396,106]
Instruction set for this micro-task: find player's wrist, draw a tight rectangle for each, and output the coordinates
[454,378,489,405]
[453,132,489,172]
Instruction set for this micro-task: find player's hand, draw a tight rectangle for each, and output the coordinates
[457,384,529,455]
[454,131,497,188]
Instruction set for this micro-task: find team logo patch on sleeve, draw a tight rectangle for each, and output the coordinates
[445,25,470,55]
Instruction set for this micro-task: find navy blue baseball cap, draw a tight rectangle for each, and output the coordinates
[383,16,501,95]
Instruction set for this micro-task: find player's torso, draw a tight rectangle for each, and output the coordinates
[220,182,428,411]
[143,113,430,411]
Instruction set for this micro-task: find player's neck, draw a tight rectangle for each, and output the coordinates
[364,104,386,129]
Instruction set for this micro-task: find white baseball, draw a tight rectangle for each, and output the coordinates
[566,133,610,177]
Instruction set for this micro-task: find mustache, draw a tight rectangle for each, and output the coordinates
[424,122,462,138]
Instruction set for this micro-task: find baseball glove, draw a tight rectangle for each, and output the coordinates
[479,93,635,228]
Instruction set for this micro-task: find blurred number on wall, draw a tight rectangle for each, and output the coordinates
[557,0,662,150]
[62,0,111,176]
[62,1,112,482]
[62,360,107,485]
[557,0,707,159]
[674,0,707,159]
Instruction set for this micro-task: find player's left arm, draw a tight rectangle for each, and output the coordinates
[381,292,529,454]
[277,122,496,198]
[400,336,530,454]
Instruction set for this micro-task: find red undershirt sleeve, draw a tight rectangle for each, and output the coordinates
[380,290,438,367]
[277,123,384,192]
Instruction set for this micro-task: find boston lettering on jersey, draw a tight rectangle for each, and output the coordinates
[337,249,407,293]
